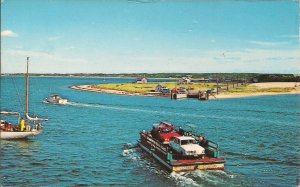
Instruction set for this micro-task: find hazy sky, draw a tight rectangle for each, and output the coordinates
[1,0,299,74]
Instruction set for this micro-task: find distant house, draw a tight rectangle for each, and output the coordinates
[198,77,209,83]
[136,77,148,84]
[155,84,170,94]
[251,78,258,83]
[178,77,191,85]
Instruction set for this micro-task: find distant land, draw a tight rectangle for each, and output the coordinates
[1,73,299,82]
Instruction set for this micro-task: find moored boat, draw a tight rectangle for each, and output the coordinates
[171,88,188,99]
[44,94,68,105]
[138,121,225,172]
[0,57,48,140]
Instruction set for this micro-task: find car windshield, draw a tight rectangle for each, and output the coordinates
[181,139,195,145]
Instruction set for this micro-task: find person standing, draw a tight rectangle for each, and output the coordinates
[25,121,31,131]
[20,118,25,131]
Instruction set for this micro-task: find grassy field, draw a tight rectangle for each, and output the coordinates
[92,82,222,94]
[92,82,300,94]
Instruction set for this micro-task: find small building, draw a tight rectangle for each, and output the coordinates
[136,77,148,84]
[251,78,258,83]
[178,77,191,85]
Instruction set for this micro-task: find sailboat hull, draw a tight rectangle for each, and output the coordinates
[0,130,42,140]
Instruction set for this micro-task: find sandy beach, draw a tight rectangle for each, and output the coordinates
[70,82,300,99]
[250,82,300,88]
[215,82,300,99]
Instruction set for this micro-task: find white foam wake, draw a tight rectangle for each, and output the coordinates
[170,172,200,187]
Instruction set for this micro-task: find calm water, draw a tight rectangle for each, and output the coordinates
[1,77,299,187]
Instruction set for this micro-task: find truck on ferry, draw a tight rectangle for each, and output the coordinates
[138,121,225,172]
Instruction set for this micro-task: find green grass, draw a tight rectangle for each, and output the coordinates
[92,82,222,94]
[92,82,300,94]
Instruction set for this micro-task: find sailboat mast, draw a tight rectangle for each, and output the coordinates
[25,57,29,115]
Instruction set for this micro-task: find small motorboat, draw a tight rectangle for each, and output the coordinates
[45,95,68,105]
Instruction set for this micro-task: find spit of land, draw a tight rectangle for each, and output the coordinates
[71,82,300,99]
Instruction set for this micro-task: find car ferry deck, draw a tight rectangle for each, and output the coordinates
[138,121,225,172]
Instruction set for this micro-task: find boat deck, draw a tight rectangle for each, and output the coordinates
[139,131,225,172]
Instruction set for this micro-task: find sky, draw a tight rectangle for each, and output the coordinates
[1,0,299,74]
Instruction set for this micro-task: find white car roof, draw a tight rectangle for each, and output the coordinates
[177,136,194,141]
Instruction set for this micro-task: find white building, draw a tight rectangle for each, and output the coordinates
[178,77,191,85]
[136,77,148,84]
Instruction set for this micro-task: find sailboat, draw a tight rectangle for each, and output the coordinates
[0,57,48,140]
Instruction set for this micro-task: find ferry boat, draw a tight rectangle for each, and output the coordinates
[44,94,68,105]
[138,121,225,172]
[0,57,48,140]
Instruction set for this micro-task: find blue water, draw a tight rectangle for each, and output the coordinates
[1,77,299,187]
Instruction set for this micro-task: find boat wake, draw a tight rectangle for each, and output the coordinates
[43,100,71,105]
[67,102,153,113]
[170,172,200,186]
[222,151,300,167]
[121,143,168,173]
[65,101,284,125]
[121,143,242,187]
[170,170,240,187]
[61,101,211,119]
[121,143,136,158]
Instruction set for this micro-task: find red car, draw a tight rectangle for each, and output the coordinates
[151,121,181,144]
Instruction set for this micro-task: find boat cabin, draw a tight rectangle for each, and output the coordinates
[50,95,62,99]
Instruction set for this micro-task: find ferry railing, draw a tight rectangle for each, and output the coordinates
[206,140,220,158]
[140,132,168,155]
[191,133,220,158]
[140,132,181,162]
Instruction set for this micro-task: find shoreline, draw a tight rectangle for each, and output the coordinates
[70,84,300,99]
[70,85,159,97]
[214,91,300,99]
[1,75,178,80]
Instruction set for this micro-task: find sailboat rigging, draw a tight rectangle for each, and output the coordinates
[0,57,48,140]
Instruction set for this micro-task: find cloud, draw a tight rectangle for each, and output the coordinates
[1,30,18,37]
[248,40,289,47]
[61,46,76,50]
[211,49,298,62]
[83,48,299,73]
[3,49,86,63]
[192,20,199,24]
[47,36,61,41]
[2,47,299,73]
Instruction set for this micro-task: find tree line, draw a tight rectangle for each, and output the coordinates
[2,73,299,82]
